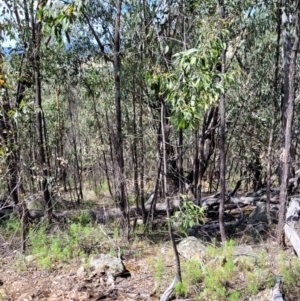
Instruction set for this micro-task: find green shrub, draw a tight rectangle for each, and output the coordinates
[172,197,205,235]
[175,281,188,298]
[278,252,300,299]
[28,221,103,269]
[0,213,22,235]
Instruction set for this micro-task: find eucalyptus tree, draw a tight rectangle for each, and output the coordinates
[0,0,81,214]
[75,0,132,235]
[0,1,53,209]
[218,0,227,242]
[277,0,300,245]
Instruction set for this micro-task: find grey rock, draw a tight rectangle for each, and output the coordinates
[249,203,268,224]
[233,245,255,257]
[177,236,206,259]
[89,254,125,278]
[76,266,87,279]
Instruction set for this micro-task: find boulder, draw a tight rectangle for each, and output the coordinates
[89,254,125,278]
[177,236,206,260]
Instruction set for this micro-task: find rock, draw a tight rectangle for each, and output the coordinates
[89,254,125,278]
[24,255,35,263]
[16,293,31,301]
[177,236,206,260]
[208,255,227,267]
[25,253,42,263]
[233,245,255,257]
[25,192,45,210]
[249,203,267,224]
[76,266,87,279]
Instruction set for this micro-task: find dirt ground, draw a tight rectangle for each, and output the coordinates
[0,251,159,301]
[0,239,289,301]
[0,220,297,301]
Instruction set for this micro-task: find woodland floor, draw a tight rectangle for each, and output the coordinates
[0,232,296,301]
[0,186,298,301]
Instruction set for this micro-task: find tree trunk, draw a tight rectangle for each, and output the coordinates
[114,0,129,238]
[276,0,300,245]
[32,3,53,217]
[267,3,282,224]
[132,84,140,230]
[161,102,168,200]
[193,129,200,198]
[139,92,146,223]
[178,129,184,194]
[219,0,226,242]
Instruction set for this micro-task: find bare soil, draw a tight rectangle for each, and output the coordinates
[0,234,293,301]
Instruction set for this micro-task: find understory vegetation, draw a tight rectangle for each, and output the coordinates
[1,214,299,300]
[1,0,300,300]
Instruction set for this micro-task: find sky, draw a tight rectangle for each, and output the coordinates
[0,1,15,48]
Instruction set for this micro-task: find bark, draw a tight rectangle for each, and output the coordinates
[132,86,140,230]
[276,0,300,245]
[267,6,281,224]
[160,202,182,301]
[139,92,146,223]
[219,0,226,242]
[91,94,112,197]
[284,199,300,257]
[281,2,291,145]
[193,129,200,198]
[105,110,116,195]
[67,89,83,204]
[114,0,129,238]
[18,202,29,253]
[178,129,184,194]
[161,102,168,200]
[55,90,67,192]
[197,115,206,200]
[32,0,53,218]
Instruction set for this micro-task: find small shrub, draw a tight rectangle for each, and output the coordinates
[197,241,238,301]
[95,181,109,196]
[28,221,103,269]
[278,252,300,299]
[175,281,188,298]
[228,290,240,301]
[149,256,166,293]
[172,197,205,235]
[245,271,259,294]
[182,258,203,284]
[70,211,92,226]
[0,213,22,236]
[0,286,8,300]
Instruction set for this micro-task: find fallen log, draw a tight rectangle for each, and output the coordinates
[272,276,284,301]
[0,198,182,224]
[201,196,279,209]
[284,198,300,257]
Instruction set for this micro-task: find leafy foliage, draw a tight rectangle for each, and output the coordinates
[172,198,205,235]
[165,22,233,129]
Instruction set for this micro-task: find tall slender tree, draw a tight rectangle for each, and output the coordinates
[276,0,300,245]
[218,0,227,242]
